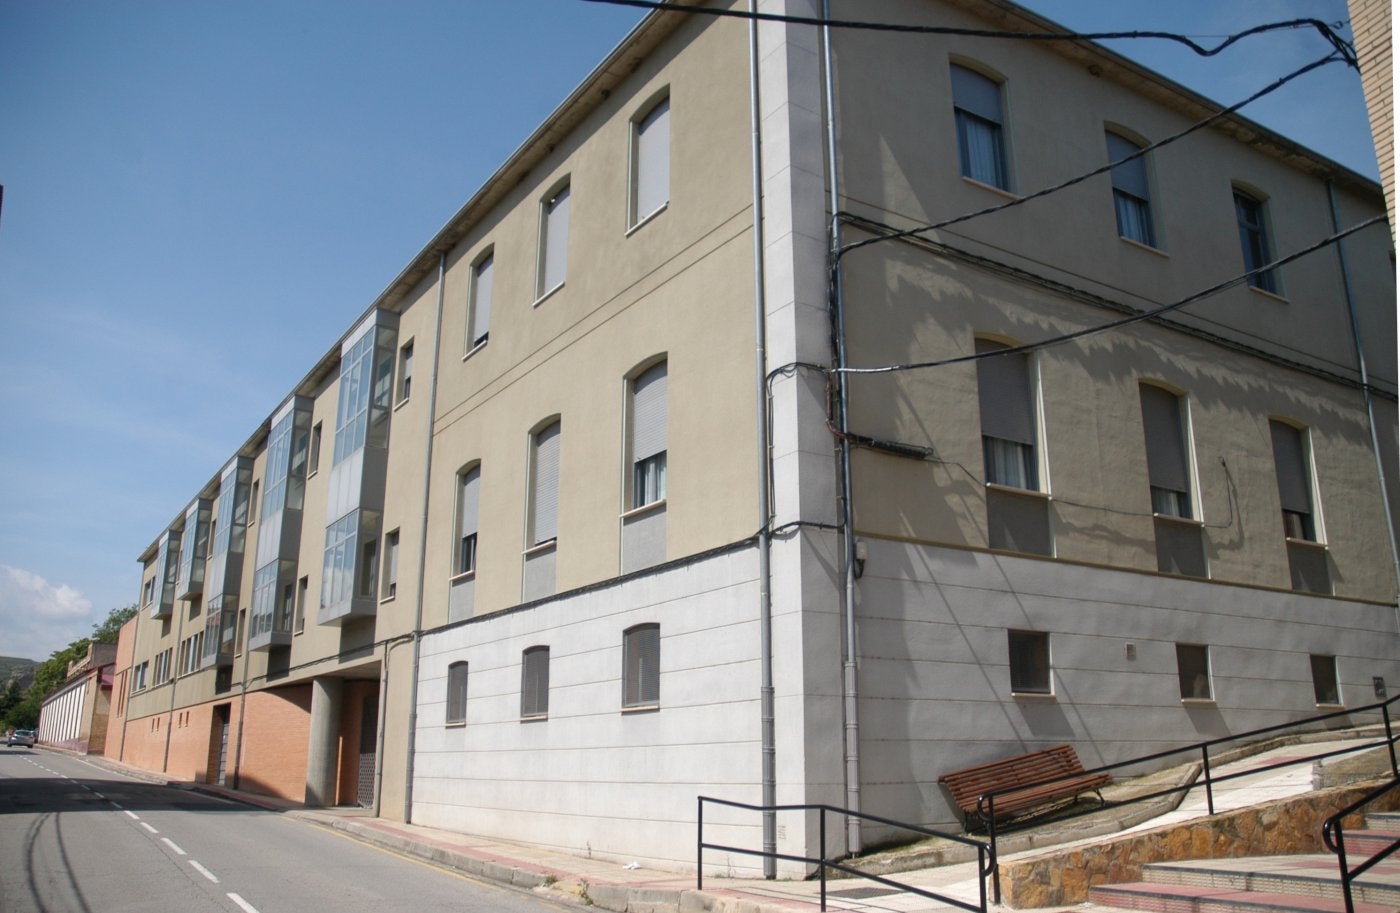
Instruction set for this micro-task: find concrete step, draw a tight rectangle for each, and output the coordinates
[1140,854,1400,907]
[1087,880,1395,913]
[1367,810,1400,834]
[1346,828,1400,858]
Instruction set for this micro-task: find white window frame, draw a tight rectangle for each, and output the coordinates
[1176,643,1213,702]
[446,661,468,725]
[951,61,1010,191]
[466,250,493,353]
[1007,629,1051,695]
[629,93,670,229]
[537,181,570,301]
[521,646,550,719]
[454,464,481,579]
[622,623,661,709]
[1106,129,1157,248]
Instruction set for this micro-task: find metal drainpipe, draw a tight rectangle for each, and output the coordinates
[749,0,777,880]
[1326,181,1400,617]
[401,249,447,822]
[821,0,861,856]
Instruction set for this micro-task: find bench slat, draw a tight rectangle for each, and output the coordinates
[937,745,1110,826]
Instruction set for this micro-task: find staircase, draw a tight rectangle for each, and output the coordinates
[1084,812,1400,913]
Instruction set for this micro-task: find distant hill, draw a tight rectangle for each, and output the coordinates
[1,656,39,685]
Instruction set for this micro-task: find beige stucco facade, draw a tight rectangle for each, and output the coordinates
[110,0,1398,874]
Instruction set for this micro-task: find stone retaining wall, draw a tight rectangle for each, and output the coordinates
[999,780,1400,908]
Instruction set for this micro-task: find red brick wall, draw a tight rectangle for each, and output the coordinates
[235,685,313,803]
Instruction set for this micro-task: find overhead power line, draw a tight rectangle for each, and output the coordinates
[578,0,1355,65]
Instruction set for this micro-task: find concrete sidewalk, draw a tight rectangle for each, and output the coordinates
[71,730,1396,913]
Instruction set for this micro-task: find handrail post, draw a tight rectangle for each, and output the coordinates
[1201,745,1216,816]
[697,797,704,891]
[819,807,828,912]
[1384,700,1397,777]
[987,795,1000,906]
[978,844,988,913]
[1334,827,1353,913]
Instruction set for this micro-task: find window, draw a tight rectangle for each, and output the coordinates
[142,577,156,607]
[1271,420,1317,541]
[468,252,493,350]
[1107,131,1155,247]
[295,576,308,633]
[1234,189,1277,293]
[976,339,1051,555]
[629,361,667,508]
[153,648,172,685]
[1176,643,1212,701]
[1008,630,1050,694]
[951,63,1008,190]
[622,624,661,709]
[1140,386,1192,518]
[631,95,670,226]
[309,422,322,475]
[446,661,468,725]
[1141,385,1206,577]
[357,535,378,598]
[529,422,561,546]
[1310,654,1340,705]
[249,480,259,525]
[521,646,550,719]
[538,182,570,298]
[976,339,1037,490]
[130,661,149,693]
[397,340,413,403]
[382,529,399,599]
[455,465,481,576]
[1271,419,1330,593]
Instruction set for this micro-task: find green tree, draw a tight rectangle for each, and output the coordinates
[2,604,137,731]
[91,603,136,644]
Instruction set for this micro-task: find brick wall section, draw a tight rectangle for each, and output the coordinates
[235,684,313,803]
[1348,0,1395,237]
[1000,781,1400,908]
[118,712,175,773]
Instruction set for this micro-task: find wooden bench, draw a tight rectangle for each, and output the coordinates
[937,744,1111,831]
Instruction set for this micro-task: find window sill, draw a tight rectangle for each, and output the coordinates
[1119,236,1168,258]
[379,594,397,606]
[626,203,667,237]
[445,721,466,729]
[521,714,548,723]
[1181,698,1217,706]
[622,704,660,714]
[1285,536,1327,551]
[1247,285,1289,305]
[463,338,488,362]
[1011,691,1056,701]
[524,539,557,558]
[960,176,1018,200]
[986,483,1050,500]
[1314,702,1344,710]
[394,397,410,412]
[450,570,477,584]
[1153,513,1204,528]
[533,282,565,308]
[621,499,666,521]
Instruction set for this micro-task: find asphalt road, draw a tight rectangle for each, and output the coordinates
[0,746,572,913]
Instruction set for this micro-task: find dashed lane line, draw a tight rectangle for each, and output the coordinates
[162,838,186,856]
[189,860,219,884]
[141,822,158,834]
[227,893,260,913]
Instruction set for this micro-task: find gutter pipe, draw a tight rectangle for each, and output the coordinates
[821,0,862,856]
[748,0,777,880]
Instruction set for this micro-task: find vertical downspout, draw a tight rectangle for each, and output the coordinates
[1326,181,1400,614]
[402,250,448,822]
[821,0,861,855]
[748,0,777,880]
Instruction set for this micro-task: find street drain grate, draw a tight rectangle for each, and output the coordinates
[827,886,902,899]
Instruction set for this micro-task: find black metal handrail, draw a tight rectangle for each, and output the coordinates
[975,694,1398,903]
[697,796,994,913]
[1322,776,1400,913]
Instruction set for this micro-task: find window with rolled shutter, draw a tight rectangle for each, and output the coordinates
[630,362,667,508]
[456,465,480,575]
[623,624,660,708]
[951,63,1008,189]
[469,253,492,349]
[1107,131,1155,247]
[521,646,550,718]
[446,662,468,725]
[530,423,561,545]
[632,97,670,225]
[539,183,570,297]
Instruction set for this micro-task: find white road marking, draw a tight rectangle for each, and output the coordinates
[190,861,219,883]
[141,822,158,834]
[124,810,139,820]
[227,893,259,913]
[111,802,124,810]
[162,837,186,855]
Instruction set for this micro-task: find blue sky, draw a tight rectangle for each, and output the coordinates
[0,0,1379,661]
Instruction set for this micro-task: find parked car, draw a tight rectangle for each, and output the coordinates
[7,729,36,747]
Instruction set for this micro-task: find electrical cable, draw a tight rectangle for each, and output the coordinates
[578,0,1354,65]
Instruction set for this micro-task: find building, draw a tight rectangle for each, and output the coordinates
[112,0,1398,876]
[38,643,117,755]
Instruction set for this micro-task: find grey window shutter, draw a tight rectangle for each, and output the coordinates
[1140,385,1189,493]
[1270,420,1312,514]
[471,254,492,344]
[976,339,1035,445]
[541,185,570,293]
[459,466,480,538]
[951,64,1002,124]
[634,98,670,220]
[532,423,561,543]
[1107,132,1150,199]
[631,362,667,462]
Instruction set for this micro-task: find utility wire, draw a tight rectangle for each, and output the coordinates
[838,52,1346,257]
[836,214,1386,376]
[578,0,1354,64]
